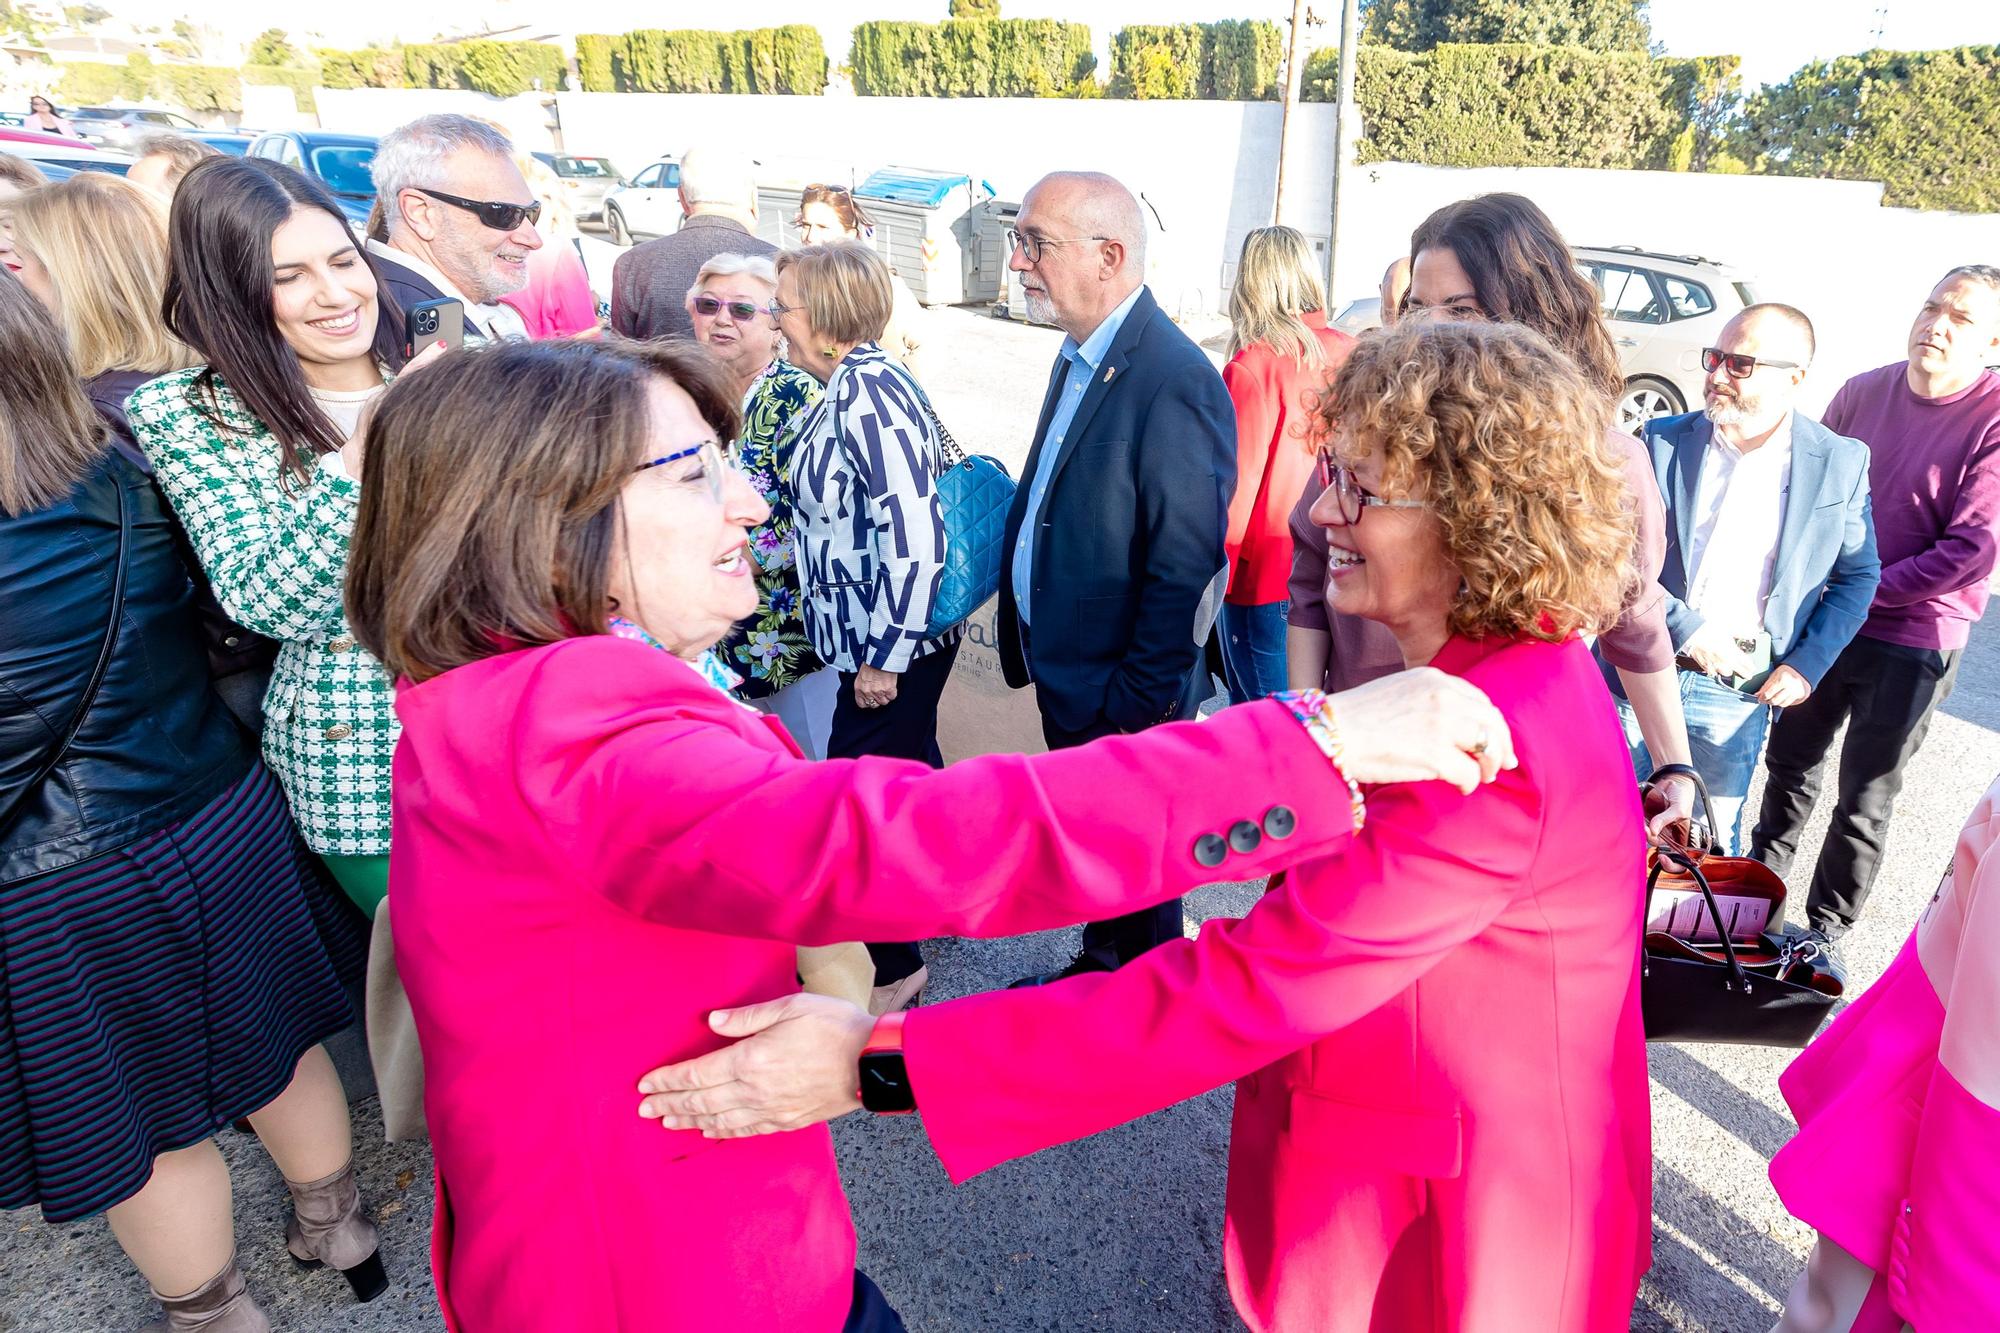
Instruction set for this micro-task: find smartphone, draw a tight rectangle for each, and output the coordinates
[403,297,465,359]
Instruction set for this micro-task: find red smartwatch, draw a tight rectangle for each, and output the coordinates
[857,1011,916,1115]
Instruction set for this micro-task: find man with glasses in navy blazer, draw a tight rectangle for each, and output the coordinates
[1612,304,1879,861]
[998,171,1236,987]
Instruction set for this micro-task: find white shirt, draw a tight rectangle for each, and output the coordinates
[1685,414,1795,640]
[365,239,530,344]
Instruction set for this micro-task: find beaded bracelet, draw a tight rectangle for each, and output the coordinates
[1273,689,1367,832]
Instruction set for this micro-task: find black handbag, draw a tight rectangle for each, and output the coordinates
[1639,766,1841,1048]
[0,478,129,842]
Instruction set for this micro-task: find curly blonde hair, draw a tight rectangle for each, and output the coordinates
[1325,320,1636,644]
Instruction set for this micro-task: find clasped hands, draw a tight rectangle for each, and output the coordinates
[635,666,1516,1138]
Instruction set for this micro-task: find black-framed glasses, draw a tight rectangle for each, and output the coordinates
[412,188,541,232]
[693,295,766,321]
[1006,228,1109,264]
[1313,450,1428,526]
[633,438,728,503]
[1701,347,1800,379]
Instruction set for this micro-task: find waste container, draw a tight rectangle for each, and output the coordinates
[851,167,995,307]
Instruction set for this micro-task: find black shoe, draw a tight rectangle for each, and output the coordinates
[1800,926,1849,991]
[1008,952,1113,989]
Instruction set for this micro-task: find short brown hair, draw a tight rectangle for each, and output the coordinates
[774,240,893,345]
[131,132,218,186]
[0,153,46,192]
[1326,320,1636,644]
[347,337,742,684]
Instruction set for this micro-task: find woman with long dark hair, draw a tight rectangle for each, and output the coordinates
[1286,192,1698,831]
[127,155,442,1139]
[0,273,376,1332]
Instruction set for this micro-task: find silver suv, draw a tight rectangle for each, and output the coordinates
[1575,246,1759,432]
[1333,246,1760,433]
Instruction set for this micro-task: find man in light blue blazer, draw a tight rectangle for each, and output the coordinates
[1610,304,1880,852]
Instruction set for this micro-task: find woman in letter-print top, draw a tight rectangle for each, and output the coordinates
[129,369,395,856]
[789,342,958,675]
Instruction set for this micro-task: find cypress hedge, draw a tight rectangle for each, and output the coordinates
[579,27,825,94]
[1106,20,1283,100]
[401,41,566,97]
[849,19,1095,97]
[1737,45,2000,212]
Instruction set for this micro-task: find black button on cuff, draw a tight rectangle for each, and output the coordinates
[1262,805,1297,839]
[1228,820,1263,854]
[1193,833,1228,868]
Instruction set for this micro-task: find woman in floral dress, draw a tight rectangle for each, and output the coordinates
[686,253,835,757]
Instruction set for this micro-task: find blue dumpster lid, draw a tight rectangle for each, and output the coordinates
[855,167,980,207]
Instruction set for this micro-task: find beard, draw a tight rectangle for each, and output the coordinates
[1704,386,1768,428]
[1023,287,1057,326]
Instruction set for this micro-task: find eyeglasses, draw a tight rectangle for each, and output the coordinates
[412,188,542,232]
[633,438,728,503]
[693,295,766,322]
[1314,451,1428,526]
[1006,228,1109,264]
[765,298,800,319]
[1701,347,1800,379]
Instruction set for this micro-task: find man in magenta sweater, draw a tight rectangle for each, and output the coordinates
[1751,265,2000,941]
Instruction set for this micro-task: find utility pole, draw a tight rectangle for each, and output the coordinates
[1273,0,1311,225]
[1325,0,1361,297]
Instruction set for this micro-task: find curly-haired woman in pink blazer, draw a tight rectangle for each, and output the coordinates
[649,319,1657,1332]
[344,335,1513,1333]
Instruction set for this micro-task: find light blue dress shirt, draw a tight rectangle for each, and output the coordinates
[1012,285,1146,625]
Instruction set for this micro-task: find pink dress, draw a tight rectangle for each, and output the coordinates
[497,234,599,340]
[387,634,1356,1331]
[906,632,1654,1331]
[1768,774,2000,1330]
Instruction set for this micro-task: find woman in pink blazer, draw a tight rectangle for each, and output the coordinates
[647,319,1657,1332]
[343,336,1513,1332]
[1768,771,2000,1331]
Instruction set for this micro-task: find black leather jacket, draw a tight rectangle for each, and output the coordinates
[0,452,253,883]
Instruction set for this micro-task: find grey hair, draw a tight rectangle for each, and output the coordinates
[130,132,216,176]
[1941,264,2000,295]
[677,147,756,212]
[371,114,516,228]
[685,252,778,308]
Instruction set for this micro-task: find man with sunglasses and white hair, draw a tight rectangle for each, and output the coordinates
[1624,303,1879,858]
[368,113,542,344]
[1753,266,2000,945]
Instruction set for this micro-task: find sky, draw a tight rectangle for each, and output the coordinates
[75,1,2000,92]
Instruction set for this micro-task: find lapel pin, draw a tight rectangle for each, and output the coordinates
[1103,366,1117,385]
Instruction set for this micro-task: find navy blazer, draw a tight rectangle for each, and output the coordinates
[1642,410,1880,687]
[369,247,483,343]
[998,286,1235,733]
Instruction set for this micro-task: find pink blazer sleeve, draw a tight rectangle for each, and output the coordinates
[548,658,1357,947]
[902,757,1543,1182]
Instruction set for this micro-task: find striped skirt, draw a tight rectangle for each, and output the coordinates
[0,762,366,1222]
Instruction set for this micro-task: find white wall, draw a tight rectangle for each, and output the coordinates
[313,86,2000,407]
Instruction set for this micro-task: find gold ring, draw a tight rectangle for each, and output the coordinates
[1469,737,1488,757]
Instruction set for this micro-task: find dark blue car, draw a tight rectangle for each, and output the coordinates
[246,130,377,225]
[191,131,256,157]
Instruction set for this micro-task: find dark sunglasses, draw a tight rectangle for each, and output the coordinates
[413,188,541,232]
[693,295,765,321]
[1700,347,1800,379]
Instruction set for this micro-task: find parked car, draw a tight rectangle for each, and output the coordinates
[531,152,623,223]
[0,111,23,128]
[68,105,202,149]
[191,131,257,157]
[247,130,377,225]
[2,134,133,177]
[1332,246,1757,432]
[600,157,682,246]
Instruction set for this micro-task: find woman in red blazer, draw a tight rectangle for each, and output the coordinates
[343,337,1513,1332]
[1220,225,1355,703]
[647,319,1657,1332]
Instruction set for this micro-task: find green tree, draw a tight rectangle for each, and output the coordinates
[949,0,1000,16]
[63,4,111,29]
[1361,0,1650,53]
[246,27,301,67]
[1737,46,2000,212]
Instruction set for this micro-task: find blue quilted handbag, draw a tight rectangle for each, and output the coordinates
[878,366,1017,638]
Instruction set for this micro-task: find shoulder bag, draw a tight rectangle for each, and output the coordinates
[1640,764,1842,1048]
[0,478,130,844]
[835,360,1017,640]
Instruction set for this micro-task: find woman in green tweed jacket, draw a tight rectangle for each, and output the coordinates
[131,155,440,921]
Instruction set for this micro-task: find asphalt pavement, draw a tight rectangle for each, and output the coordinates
[6,308,1997,1332]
